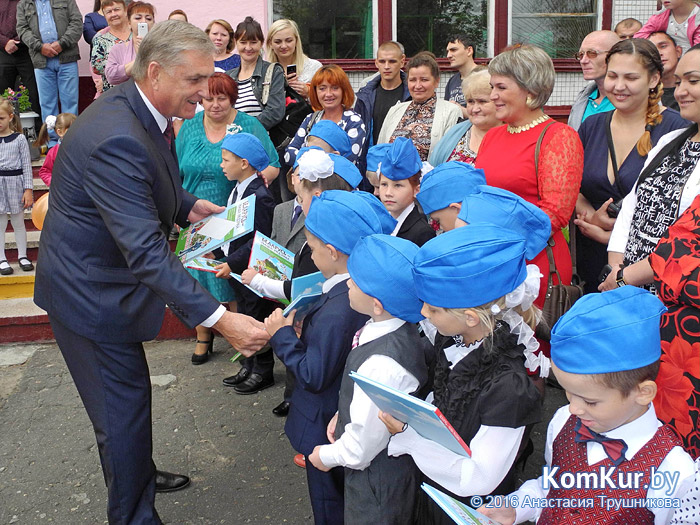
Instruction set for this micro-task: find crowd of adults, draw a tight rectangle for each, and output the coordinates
[3,0,700,520]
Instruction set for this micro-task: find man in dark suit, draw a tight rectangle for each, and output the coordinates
[33,21,268,525]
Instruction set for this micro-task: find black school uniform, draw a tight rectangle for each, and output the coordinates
[396,205,435,247]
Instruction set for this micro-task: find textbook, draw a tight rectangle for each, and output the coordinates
[184,257,223,273]
[349,371,472,458]
[283,271,325,319]
[421,484,499,525]
[248,232,295,282]
[176,195,256,262]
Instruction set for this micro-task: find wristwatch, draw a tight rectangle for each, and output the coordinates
[615,267,627,287]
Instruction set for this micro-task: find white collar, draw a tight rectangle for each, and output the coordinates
[391,202,415,236]
[230,174,256,203]
[357,317,405,346]
[443,337,483,370]
[135,83,168,133]
[322,272,349,293]
[294,198,302,208]
[594,404,660,461]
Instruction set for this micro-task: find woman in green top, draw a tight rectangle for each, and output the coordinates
[174,72,280,363]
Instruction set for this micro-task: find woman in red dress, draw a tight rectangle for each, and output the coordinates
[476,44,583,308]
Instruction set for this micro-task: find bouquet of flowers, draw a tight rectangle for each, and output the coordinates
[2,85,32,112]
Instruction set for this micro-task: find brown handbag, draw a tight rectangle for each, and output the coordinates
[534,122,585,338]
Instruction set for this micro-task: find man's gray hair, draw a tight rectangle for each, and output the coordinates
[488,44,555,110]
[132,20,215,81]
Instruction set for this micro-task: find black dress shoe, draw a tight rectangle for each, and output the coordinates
[155,470,190,493]
[233,373,274,395]
[222,367,250,387]
[272,401,290,417]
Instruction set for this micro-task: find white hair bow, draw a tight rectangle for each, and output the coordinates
[298,149,334,182]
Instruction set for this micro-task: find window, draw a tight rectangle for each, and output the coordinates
[396,0,489,58]
[272,0,373,59]
[510,0,598,59]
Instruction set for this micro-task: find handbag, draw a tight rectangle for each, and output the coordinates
[534,121,584,335]
[261,63,313,150]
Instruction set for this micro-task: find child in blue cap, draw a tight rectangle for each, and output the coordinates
[211,133,278,392]
[306,120,352,158]
[365,143,392,196]
[416,161,486,232]
[261,190,384,524]
[378,137,435,246]
[379,224,545,525]
[482,286,695,525]
[307,234,431,523]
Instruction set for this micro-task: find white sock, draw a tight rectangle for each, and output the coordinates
[9,212,27,259]
[0,214,7,261]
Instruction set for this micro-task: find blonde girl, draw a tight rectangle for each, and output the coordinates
[35,113,77,186]
[0,98,33,274]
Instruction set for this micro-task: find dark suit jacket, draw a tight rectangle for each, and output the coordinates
[34,80,221,343]
[397,205,435,247]
[270,278,368,455]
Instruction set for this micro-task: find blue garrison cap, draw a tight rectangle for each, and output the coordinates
[413,224,527,308]
[221,132,270,172]
[366,143,392,172]
[309,120,352,157]
[329,153,363,189]
[305,190,384,254]
[416,161,487,215]
[293,145,324,169]
[551,287,667,374]
[348,235,424,322]
[354,191,397,234]
[379,137,422,181]
[458,185,551,260]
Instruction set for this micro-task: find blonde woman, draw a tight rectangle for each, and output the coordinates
[265,18,321,99]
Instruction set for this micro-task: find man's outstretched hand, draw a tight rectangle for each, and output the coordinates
[213,311,269,357]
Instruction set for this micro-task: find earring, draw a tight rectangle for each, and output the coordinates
[526,95,534,107]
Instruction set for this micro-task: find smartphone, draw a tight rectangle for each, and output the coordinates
[137,23,148,38]
[598,264,613,284]
[286,64,297,76]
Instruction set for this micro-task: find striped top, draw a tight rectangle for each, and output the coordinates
[235,79,262,117]
[0,133,32,189]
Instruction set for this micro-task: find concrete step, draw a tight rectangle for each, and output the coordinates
[3,230,39,263]
[0,261,35,299]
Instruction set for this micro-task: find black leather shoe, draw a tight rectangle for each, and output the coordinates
[272,401,290,417]
[155,470,190,493]
[222,367,250,387]
[233,373,274,395]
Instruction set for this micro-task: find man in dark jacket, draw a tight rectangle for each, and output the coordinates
[16,0,82,142]
[354,41,410,175]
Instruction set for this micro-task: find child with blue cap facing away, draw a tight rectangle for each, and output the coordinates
[306,120,352,158]
[377,137,435,246]
[307,234,431,523]
[416,161,486,232]
[212,132,278,390]
[481,286,695,525]
[261,190,384,524]
[365,143,391,196]
[378,223,546,525]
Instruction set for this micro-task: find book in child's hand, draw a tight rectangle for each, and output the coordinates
[184,257,224,273]
[283,271,325,319]
[421,484,500,525]
[350,371,472,457]
[249,232,295,281]
[175,195,256,262]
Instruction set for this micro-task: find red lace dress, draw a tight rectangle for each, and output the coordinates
[475,120,584,307]
[649,193,700,459]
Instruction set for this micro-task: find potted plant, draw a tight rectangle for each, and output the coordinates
[2,85,39,129]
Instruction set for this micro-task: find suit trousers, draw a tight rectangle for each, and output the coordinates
[0,47,41,117]
[50,316,162,525]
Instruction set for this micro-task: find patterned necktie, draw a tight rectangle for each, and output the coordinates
[574,418,628,467]
[163,119,173,148]
[351,327,364,349]
[290,204,302,229]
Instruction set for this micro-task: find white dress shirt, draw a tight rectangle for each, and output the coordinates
[512,404,695,524]
[318,317,420,470]
[135,84,227,327]
[390,202,415,237]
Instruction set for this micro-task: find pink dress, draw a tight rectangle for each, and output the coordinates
[39,143,59,186]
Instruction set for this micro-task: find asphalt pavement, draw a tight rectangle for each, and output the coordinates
[0,338,566,524]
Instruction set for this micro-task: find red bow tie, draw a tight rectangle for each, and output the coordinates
[574,418,628,466]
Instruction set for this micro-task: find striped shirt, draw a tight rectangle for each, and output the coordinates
[235,78,262,117]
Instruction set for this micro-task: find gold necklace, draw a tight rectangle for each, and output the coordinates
[507,114,550,134]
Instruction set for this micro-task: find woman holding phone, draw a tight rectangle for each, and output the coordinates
[266,19,322,100]
[104,2,155,87]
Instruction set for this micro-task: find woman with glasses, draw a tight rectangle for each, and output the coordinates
[574,39,688,293]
